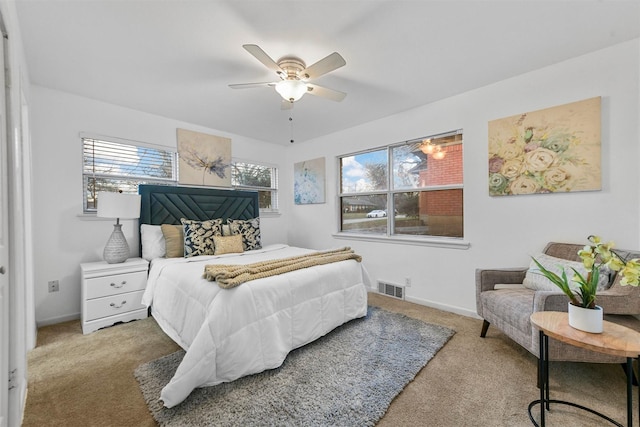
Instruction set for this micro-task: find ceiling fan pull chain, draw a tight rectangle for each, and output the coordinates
[289,115,295,144]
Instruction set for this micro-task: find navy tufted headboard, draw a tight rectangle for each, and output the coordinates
[138,185,259,226]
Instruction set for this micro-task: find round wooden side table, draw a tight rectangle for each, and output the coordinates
[529,311,640,427]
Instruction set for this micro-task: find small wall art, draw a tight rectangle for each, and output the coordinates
[177,128,231,187]
[294,157,326,204]
[488,97,601,196]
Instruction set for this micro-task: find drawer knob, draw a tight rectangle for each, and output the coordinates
[110,301,127,309]
[110,281,126,288]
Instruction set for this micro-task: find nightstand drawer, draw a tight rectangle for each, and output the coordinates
[85,270,147,299]
[84,289,146,322]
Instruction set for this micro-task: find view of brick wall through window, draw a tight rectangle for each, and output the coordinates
[419,143,463,237]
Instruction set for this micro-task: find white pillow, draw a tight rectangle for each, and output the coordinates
[524,253,611,292]
[141,224,166,261]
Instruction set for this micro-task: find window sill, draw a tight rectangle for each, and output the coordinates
[332,232,470,249]
[77,213,112,221]
[259,211,281,218]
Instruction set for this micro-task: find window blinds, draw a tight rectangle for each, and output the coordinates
[82,138,177,212]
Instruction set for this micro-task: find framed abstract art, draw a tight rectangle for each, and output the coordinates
[294,157,326,204]
[177,128,232,187]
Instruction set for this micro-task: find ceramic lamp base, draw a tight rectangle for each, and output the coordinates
[103,223,130,264]
[568,302,603,333]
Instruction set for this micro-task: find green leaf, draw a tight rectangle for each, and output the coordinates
[531,257,580,306]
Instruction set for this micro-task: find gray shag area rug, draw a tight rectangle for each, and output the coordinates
[135,306,455,426]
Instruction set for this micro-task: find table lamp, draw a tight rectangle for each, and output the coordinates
[97,191,141,264]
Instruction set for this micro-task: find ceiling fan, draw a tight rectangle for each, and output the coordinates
[229,44,347,109]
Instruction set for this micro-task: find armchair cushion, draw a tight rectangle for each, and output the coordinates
[482,289,533,335]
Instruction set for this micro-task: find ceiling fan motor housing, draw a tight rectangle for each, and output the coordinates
[277,57,307,80]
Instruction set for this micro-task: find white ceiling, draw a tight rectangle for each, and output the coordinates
[15,0,640,146]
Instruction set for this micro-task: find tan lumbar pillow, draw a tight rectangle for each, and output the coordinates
[213,234,244,255]
[161,224,184,258]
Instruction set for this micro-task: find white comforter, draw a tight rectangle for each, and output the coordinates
[142,244,369,408]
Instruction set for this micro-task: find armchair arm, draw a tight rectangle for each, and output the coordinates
[590,293,640,315]
[533,291,640,314]
[475,268,527,293]
[476,268,527,317]
[533,291,568,312]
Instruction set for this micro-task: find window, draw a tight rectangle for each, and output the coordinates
[339,130,463,239]
[82,137,177,213]
[231,160,279,212]
[83,136,279,214]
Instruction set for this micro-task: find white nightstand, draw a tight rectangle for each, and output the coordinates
[80,257,149,334]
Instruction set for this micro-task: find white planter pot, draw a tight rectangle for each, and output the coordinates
[568,303,603,333]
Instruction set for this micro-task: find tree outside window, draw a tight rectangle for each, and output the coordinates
[231,161,279,212]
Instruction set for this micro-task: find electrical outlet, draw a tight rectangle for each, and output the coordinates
[404,277,411,287]
[48,280,59,293]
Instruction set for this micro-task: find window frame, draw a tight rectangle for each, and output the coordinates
[336,130,468,249]
[231,158,279,214]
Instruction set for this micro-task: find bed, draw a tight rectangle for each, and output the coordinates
[138,185,369,408]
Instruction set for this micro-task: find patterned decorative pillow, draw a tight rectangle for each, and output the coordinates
[181,218,223,258]
[523,253,611,292]
[228,218,262,251]
[213,234,244,255]
[161,224,184,258]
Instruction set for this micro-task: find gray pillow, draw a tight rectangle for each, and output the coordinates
[524,253,611,292]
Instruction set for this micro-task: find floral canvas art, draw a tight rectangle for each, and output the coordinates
[294,157,326,204]
[488,97,601,196]
[177,128,231,187]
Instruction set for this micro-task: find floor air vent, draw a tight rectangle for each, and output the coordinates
[378,281,405,300]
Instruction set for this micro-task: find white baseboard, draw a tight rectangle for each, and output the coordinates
[367,282,481,319]
[36,312,80,327]
[401,294,480,319]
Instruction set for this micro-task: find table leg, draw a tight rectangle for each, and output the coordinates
[539,329,546,426]
[544,333,549,410]
[627,358,633,427]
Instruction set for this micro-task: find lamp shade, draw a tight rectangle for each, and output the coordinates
[97,192,141,219]
[275,80,308,102]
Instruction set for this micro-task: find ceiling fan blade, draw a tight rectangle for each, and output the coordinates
[242,44,285,76]
[228,82,276,89]
[306,84,346,102]
[281,100,294,110]
[300,52,346,80]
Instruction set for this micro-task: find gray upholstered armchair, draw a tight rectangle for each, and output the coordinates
[476,242,640,363]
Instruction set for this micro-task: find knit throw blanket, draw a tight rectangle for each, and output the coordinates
[204,247,362,289]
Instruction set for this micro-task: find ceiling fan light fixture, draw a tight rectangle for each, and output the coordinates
[432,147,446,160]
[420,139,434,154]
[275,80,308,102]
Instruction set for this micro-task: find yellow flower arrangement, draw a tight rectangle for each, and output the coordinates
[533,236,640,309]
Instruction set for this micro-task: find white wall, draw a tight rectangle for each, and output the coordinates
[30,86,288,325]
[285,39,640,317]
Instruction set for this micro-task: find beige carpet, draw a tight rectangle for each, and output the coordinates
[23,293,635,426]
